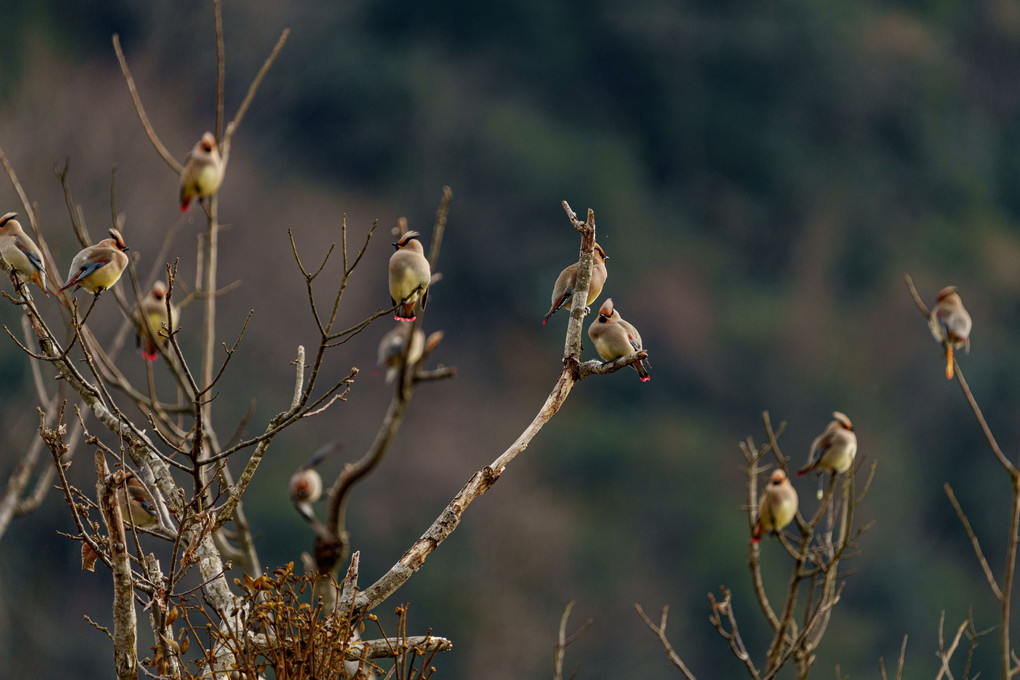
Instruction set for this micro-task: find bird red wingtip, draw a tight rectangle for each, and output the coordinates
[640,375,651,382]
[796,469,808,477]
[751,536,761,544]
[143,351,158,362]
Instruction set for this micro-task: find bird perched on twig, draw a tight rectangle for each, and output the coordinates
[0,212,48,296]
[180,132,225,211]
[587,298,650,381]
[388,231,430,321]
[377,323,425,384]
[752,469,798,543]
[928,285,971,380]
[136,281,178,361]
[290,443,339,514]
[115,471,159,529]
[543,243,608,324]
[58,229,130,295]
[798,412,857,478]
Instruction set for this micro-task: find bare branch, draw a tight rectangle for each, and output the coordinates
[427,186,452,268]
[94,452,140,680]
[111,35,182,174]
[634,604,697,680]
[945,483,1002,600]
[553,601,593,680]
[221,29,290,160]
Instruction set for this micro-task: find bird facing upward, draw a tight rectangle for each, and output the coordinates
[58,229,130,295]
[928,285,972,380]
[798,412,857,477]
[180,132,225,211]
[0,212,48,296]
[587,297,650,381]
[752,469,799,543]
[543,243,608,324]
[136,281,178,361]
[388,231,430,321]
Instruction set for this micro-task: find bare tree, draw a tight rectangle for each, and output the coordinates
[0,5,649,678]
[636,412,873,680]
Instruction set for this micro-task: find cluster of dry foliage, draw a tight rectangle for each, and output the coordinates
[0,4,1016,680]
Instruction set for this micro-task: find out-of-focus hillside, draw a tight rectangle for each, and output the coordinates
[3,1,1020,678]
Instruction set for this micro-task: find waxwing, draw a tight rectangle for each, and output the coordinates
[928,285,972,380]
[289,442,338,507]
[543,243,608,324]
[58,229,130,295]
[136,281,179,361]
[116,471,159,529]
[377,323,425,384]
[388,231,430,321]
[586,298,649,381]
[180,132,225,211]
[798,412,857,477]
[0,212,48,295]
[752,469,798,542]
[289,467,323,506]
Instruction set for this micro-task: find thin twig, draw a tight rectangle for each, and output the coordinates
[945,483,1002,600]
[111,35,182,174]
[552,601,593,680]
[634,604,697,680]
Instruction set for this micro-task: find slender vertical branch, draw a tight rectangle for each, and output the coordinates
[95,452,139,680]
[111,34,183,174]
[560,201,596,365]
[552,601,593,680]
[213,0,226,142]
[427,186,452,268]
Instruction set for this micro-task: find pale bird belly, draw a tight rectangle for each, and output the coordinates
[82,265,121,292]
[196,165,224,195]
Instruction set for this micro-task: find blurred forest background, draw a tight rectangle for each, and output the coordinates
[2,0,1020,677]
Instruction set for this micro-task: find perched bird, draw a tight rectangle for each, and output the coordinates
[58,229,130,295]
[289,442,338,507]
[0,212,48,295]
[136,281,178,361]
[388,231,430,321]
[752,469,798,543]
[798,412,857,479]
[116,471,159,529]
[543,243,608,324]
[377,323,425,383]
[179,132,225,211]
[929,285,972,380]
[587,298,650,381]
[289,467,323,506]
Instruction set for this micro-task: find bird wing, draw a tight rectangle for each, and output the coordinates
[14,238,43,273]
[60,258,110,291]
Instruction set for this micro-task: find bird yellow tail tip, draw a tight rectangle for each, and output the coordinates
[945,347,955,380]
